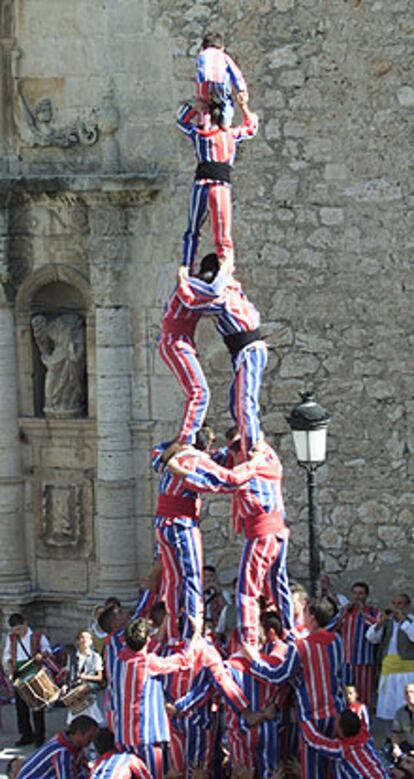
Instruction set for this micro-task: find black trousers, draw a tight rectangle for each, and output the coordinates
[15,690,45,739]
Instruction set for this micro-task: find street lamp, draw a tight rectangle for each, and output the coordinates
[287,391,331,597]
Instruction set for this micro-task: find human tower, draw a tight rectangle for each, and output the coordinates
[16,31,390,779]
[153,30,294,652]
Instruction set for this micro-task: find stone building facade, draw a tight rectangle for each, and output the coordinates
[0,0,412,639]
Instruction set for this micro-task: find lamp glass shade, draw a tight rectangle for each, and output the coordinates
[292,427,327,465]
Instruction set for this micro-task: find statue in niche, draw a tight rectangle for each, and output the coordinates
[11,48,98,148]
[32,313,86,418]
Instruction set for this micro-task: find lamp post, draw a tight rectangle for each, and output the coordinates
[287,392,331,597]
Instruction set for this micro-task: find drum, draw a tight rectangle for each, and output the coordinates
[60,683,94,715]
[14,665,60,710]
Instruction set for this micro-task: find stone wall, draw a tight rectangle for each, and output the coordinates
[150,0,414,601]
[0,0,412,638]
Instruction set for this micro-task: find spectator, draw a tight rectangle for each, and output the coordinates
[342,581,380,708]
[391,683,414,762]
[216,576,238,648]
[367,593,414,727]
[203,564,227,627]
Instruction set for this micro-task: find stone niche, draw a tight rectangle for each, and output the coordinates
[16,264,97,594]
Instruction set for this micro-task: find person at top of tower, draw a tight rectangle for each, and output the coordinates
[195,30,248,129]
[177,93,258,273]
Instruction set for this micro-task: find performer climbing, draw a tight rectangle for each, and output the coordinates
[177,93,258,272]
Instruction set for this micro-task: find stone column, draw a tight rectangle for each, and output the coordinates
[87,193,138,598]
[0,286,30,595]
[94,306,138,596]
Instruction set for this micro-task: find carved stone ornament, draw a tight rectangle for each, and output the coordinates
[41,483,82,547]
[32,312,86,418]
[12,49,98,148]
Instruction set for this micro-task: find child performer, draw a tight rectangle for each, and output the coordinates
[195,31,248,128]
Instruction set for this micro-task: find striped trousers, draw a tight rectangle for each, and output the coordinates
[136,743,170,779]
[155,517,203,640]
[159,333,210,444]
[182,181,233,272]
[230,341,268,456]
[237,535,294,646]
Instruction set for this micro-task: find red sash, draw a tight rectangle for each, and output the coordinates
[157,494,200,519]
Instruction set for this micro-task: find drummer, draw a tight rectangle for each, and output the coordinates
[62,629,105,726]
[2,612,51,747]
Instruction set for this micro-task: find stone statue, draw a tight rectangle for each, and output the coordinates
[32,313,86,418]
[12,48,98,148]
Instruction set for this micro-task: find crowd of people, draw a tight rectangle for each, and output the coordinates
[1,578,413,778]
[1,28,413,779]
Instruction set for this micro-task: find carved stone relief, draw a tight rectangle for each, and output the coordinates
[12,50,98,149]
[31,312,86,418]
[42,483,82,547]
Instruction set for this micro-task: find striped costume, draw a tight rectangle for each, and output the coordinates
[174,270,267,456]
[342,605,380,707]
[91,750,151,779]
[159,270,227,444]
[232,442,294,646]
[300,720,390,778]
[251,630,344,779]
[152,441,258,640]
[177,103,258,272]
[17,731,89,779]
[112,645,193,778]
[104,628,125,733]
[175,644,287,779]
[196,45,247,127]
[226,648,288,778]
[164,638,247,776]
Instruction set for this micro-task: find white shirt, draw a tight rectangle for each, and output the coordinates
[366,614,414,652]
[2,627,51,666]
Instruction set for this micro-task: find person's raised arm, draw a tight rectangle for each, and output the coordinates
[176,103,197,137]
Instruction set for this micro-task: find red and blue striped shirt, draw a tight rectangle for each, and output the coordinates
[177,103,258,168]
[196,47,246,92]
[91,751,151,779]
[232,442,287,538]
[162,269,228,336]
[152,442,258,522]
[342,605,380,665]
[175,272,261,337]
[300,720,390,778]
[17,731,89,779]
[112,645,193,748]
[251,630,344,723]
